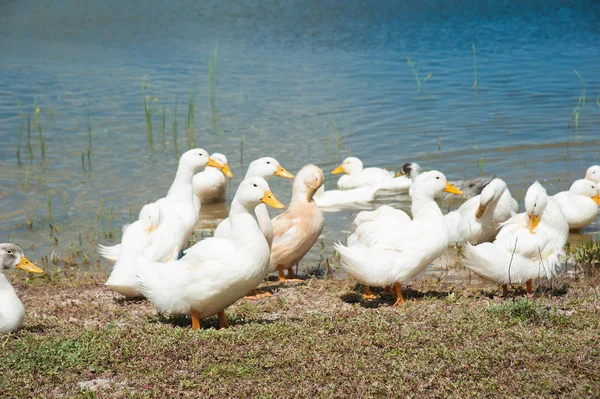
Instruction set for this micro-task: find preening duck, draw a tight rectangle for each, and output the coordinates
[332,157,394,189]
[463,182,569,295]
[136,177,284,329]
[585,165,600,183]
[444,178,518,246]
[0,244,43,334]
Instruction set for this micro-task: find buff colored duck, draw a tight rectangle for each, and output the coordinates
[551,179,600,230]
[332,157,394,189]
[269,164,325,281]
[136,177,284,329]
[463,182,569,296]
[213,157,294,247]
[0,244,43,334]
[193,152,233,205]
[335,171,462,304]
[444,178,518,246]
[98,148,222,263]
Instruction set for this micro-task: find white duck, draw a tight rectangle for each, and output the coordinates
[404,162,494,199]
[334,171,463,304]
[0,244,43,334]
[585,165,600,183]
[313,184,380,208]
[136,177,284,329]
[444,178,518,246]
[213,157,294,247]
[332,157,394,189]
[98,149,222,262]
[104,203,163,297]
[193,152,233,205]
[347,205,411,247]
[269,164,325,281]
[463,182,569,295]
[551,179,600,230]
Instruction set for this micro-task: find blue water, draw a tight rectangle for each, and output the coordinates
[1,0,599,270]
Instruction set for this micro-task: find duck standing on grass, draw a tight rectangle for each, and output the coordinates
[335,171,463,305]
[444,178,518,246]
[463,182,568,296]
[552,179,600,230]
[0,244,43,334]
[193,152,233,205]
[269,164,325,282]
[136,177,284,330]
[97,148,223,262]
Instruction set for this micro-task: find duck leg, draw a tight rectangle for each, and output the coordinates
[502,284,508,297]
[363,286,377,300]
[383,286,393,294]
[278,265,286,282]
[218,311,229,330]
[286,266,303,282]
[393,283,405,306]
[526,280,532,295]
[244,288,272,300]
[191,310,201,330]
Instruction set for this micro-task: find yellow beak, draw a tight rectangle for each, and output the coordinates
[261,191,285,209]
[395,171,404,177]
[206,157,224,168]
[221,164,233,178]
[16,256,43,274]
[332,165,345,175]
[275,165,294,179]
[592,194,600,206]
[529,214,540,234]
[475,204,486,218]
[306,186,318,202]
[146,225,156,234]
[443,182,463,195]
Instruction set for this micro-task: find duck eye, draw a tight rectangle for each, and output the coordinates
[436,177,440,180]
[6,250,12,254]
[253,184,257,187]
[266,161,271,164]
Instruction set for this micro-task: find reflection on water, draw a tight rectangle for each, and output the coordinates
[0,0,599,275]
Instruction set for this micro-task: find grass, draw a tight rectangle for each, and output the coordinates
[186,91,196,149]
[570,240,600,275]
[471,42,478,91]
[406,57,432,91]
[569,69,586,135]
[172,97,179,159]
[86,104,93,172]
[2,274,599,398]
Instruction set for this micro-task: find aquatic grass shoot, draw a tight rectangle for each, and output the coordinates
[471,42,478,92]
[26,114,33,162]
[160,105,167,147]
[172,97,179,159]
[406,57,432,91]
[16,98,25,167]
[569,69,586,135]
[142,76,154,149]
[46,192,52,219]
[209,43,218,109]
[34,99,46,162]
[479,155,485,175]
[86,104,93,172]
[186,91,196,149]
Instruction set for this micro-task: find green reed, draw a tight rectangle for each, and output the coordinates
[86,104,93,171]
[172,97,179,158]
[35,99,46,162]
[570,69,586,135]
[143,94,153,149]
[26,114,33,162]
[479,155,485,175]
[406,57,432,91]
[160,105,167,147]
[46,192,52,219]
[186,91,196,148]
[63,193,69,213]
[16,99,24,167]
[209,43,218,109]
[472,42,478,92]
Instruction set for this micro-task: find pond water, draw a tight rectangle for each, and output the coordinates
[1,0,599,275]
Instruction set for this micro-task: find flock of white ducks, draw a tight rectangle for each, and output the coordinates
[2,153,599,333]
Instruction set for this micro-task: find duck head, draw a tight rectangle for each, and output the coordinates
[475,178,508,218]
[139,203,161,234]
[412,170,462,199]
[332,157,362,175]
[179,148,223,174]
[245,157,294,180]
[294,164,325,202]
[209,153,233,178]
[569,179,600,206]
[585,165,600,184]
[236,177,285,210]
[0,244,43,274]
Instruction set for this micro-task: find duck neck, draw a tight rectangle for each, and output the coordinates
[167,165,195,197]
[0,272,14,293]
[229,200,265,249]
[411,192,443,219]
[291,184,310,205]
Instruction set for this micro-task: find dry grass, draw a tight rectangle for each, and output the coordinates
[1,274,600,398]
